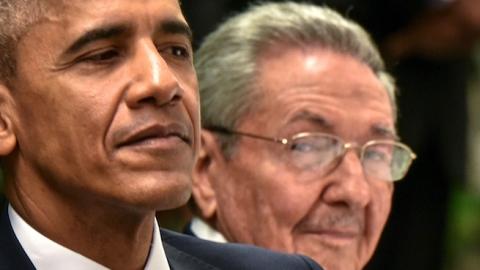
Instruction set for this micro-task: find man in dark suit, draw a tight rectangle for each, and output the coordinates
[0,198,320,270]
[0,0,323,269]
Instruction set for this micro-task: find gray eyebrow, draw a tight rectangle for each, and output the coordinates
[371,124,398,140]
[287,110,334,130]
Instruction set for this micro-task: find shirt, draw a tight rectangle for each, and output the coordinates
[190,217,227,243]
[8,205,170,270]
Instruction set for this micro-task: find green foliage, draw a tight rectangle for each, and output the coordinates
[445,187,480,270]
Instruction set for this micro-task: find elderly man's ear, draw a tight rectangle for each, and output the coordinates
[0,84,17,156]
[192,130,223,220]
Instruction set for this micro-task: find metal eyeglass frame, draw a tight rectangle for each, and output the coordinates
[206,125,417,181]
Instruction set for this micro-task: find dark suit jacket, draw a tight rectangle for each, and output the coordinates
[0,198,322,270]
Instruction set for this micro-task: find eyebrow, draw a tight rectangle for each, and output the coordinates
[65,23,132,55]
[287,110,334,130]
[64,19,192,56]
[155,19,193,43]
[371,124,399,140]
[290,110,399,140]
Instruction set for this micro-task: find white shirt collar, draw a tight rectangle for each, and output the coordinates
[190,216,227,243]
[8,204,170,270]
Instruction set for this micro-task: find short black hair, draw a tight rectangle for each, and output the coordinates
[0,0,49,82]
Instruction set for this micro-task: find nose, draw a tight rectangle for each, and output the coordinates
[125,40,182,108]
[323,150,372,209]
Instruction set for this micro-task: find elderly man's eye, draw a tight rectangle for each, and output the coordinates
[290,136,336,153]
[290,142,316,152]
[364,149,389,162]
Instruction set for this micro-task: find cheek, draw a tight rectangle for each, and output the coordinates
[373,183,393,220]
[184,90,200,152]
[261,160,327,227]
[26,82,111,161]
[233,158,317,232]
[175,68,200,151]
[366,182,393,242]
[13,89,70,155]
[266,183,317,226]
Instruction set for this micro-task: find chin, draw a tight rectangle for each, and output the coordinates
[316,255,363,270]
[309,257,351,270]
[298,246,360,270]
[154,177,192,211]
[109,171,192,213]
[141,172,192,211]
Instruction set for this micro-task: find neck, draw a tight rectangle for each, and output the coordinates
[5,171,155,270]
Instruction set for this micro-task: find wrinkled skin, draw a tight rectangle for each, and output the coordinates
[194,45,394,270]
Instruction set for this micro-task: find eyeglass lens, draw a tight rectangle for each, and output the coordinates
[289,134,413,181]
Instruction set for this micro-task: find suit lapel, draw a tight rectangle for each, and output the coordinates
[0,198,216,270]
[163,241,218,270]
[0,197,36,270]
[182,222,195,237]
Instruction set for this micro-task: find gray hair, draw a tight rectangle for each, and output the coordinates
[195,1,397,156]
[0,0,50,83]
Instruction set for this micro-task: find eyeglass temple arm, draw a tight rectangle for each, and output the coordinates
[205,126,288,144]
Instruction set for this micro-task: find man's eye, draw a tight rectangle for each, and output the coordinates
[81,49,120,64]
[290,142,316,153]
[164,46,191,59]
[290,137,335,153]
[364,150,389,162]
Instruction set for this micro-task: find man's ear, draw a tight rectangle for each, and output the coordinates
[0,84,17,156]
[191,130,223,220]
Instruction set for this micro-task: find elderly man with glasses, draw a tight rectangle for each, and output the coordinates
[187,2,416,270]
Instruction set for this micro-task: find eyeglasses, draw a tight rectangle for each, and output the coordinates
[207,126,416,182]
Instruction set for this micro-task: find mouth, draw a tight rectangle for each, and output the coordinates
[296,215,364,248]
[302,226,362,247]
[312,228,358,238]
[301,228,360,247]
[115,123,191,149]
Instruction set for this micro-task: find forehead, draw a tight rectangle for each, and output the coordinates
[251,44,395,138]
[15,0,187,72]
[37,0,184,33]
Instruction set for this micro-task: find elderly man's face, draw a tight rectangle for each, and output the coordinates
[195,46,394,270]
[6,0,199,211]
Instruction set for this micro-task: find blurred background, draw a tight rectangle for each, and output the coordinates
[0,1,476,270]
[157,0,480,270]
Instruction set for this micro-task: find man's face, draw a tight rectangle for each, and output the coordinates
[197,46,394,270]
[6,0,199,211]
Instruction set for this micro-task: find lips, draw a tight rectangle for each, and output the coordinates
[115,123,191,149]
[305,227,360,238]
[295,210,365,246]
[298,226,361,248]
